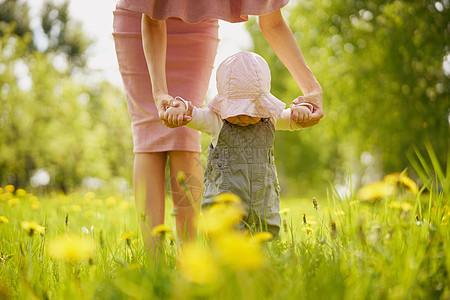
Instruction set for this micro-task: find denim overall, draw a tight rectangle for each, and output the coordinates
[202,118,281,236]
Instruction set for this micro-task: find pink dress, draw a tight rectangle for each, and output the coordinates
[113,0,289,153]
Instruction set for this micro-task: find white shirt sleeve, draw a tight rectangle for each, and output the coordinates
[186,107,223,147]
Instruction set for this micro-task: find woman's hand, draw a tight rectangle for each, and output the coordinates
[155,94,191,128]
[291,89,324,127]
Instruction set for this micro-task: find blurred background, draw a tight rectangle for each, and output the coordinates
[0,0,448,197]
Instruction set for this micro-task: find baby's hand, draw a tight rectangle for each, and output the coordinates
[164,99,191,127]
[290,103,313,122]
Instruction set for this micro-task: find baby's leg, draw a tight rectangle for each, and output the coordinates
[168,151,203,240]
[134,153,167,255]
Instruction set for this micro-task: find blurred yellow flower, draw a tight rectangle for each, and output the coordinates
[21,221,45,236]
[0,187,3,194]
[214,193,241,204]
[279,208,290,216]
[84,210,95,218]
[31,201,41,210]
[71,205,82,212]
[16,189,26,196]
[5,185,15,193]
[215,232,263,270]
[302,226,313,234]
[120,231,136,242]
[48,235,94,262]
[389,201,413,212]
[357,181,396,202]
[8,198,19,207]
[250,231,273,244]
[384,172,418,195]
[105,197,116,208]
[0,216,8,224]
[84,192,95,200]
[151,224,172,237]
[197,203,244,235]
[179,242,219,285]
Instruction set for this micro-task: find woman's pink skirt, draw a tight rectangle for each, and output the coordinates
[113,7,219,153]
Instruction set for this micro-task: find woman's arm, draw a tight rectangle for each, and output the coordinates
[141,14,191,126]
[259,10,324,126]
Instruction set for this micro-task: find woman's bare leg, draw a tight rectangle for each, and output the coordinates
[168,151,203,241]
[134,152,167,254]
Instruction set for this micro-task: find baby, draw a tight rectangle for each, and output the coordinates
[164,52,313,236]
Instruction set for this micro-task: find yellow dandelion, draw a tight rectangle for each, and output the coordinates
[16,188,26,196]
[71,205,82,212]
[0,216,8,224]
[21,221,46,236]
[389,201,413,212]
[84,210,95,218]
[197,202,244,235]
[84,192,95,200]
[105,197,116,208]
[120,231,136,242]
[151,224,172,237]
[7,198,19,207]
[215,232,263,270]
[250,231,273,244]
[5,185,15,193]
[279,208,290,216]
[384,172,418,195]
[48,234,94,262]
[356,181,396,202]
[179,242,219,285]
[31,201,41,210]
[214,193,242,204]
[176,171,187,185]
[0,187,3,194]
[302,226,313,234]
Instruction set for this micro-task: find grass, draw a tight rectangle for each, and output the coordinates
[0,148,449,299]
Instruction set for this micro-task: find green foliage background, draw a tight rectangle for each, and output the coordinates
[248,0,449,193]
[0,0,449,194]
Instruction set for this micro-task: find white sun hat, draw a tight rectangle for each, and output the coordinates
[208,51,286,119]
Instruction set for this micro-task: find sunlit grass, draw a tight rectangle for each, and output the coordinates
[0,160,448,299]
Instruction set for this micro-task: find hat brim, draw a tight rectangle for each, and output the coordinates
[208,93,286,119]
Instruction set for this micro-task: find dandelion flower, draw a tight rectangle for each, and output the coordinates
[71,205,82,212]
[151,224,172,237]
[120,231,136,242]
[84,192,95,200]
[21,221,45,236]
[215,232,263,270]
[197,203,244,235]
[179,242,219,285]
[214,193,241,204]
[357,181,396,202]
[5,185,15,193]
[384,172,418,195]
[251,232,273,244]
[48,235,94,262]
[7,198,19,207]
[16,189,26,196]
[279,208,290,216]
[105,197,116,208]
[0,216,8,224]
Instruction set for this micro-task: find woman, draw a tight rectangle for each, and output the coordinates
[113,0,323,252]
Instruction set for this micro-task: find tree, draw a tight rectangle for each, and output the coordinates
[248,0,449,193]
[0,1,133,191]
